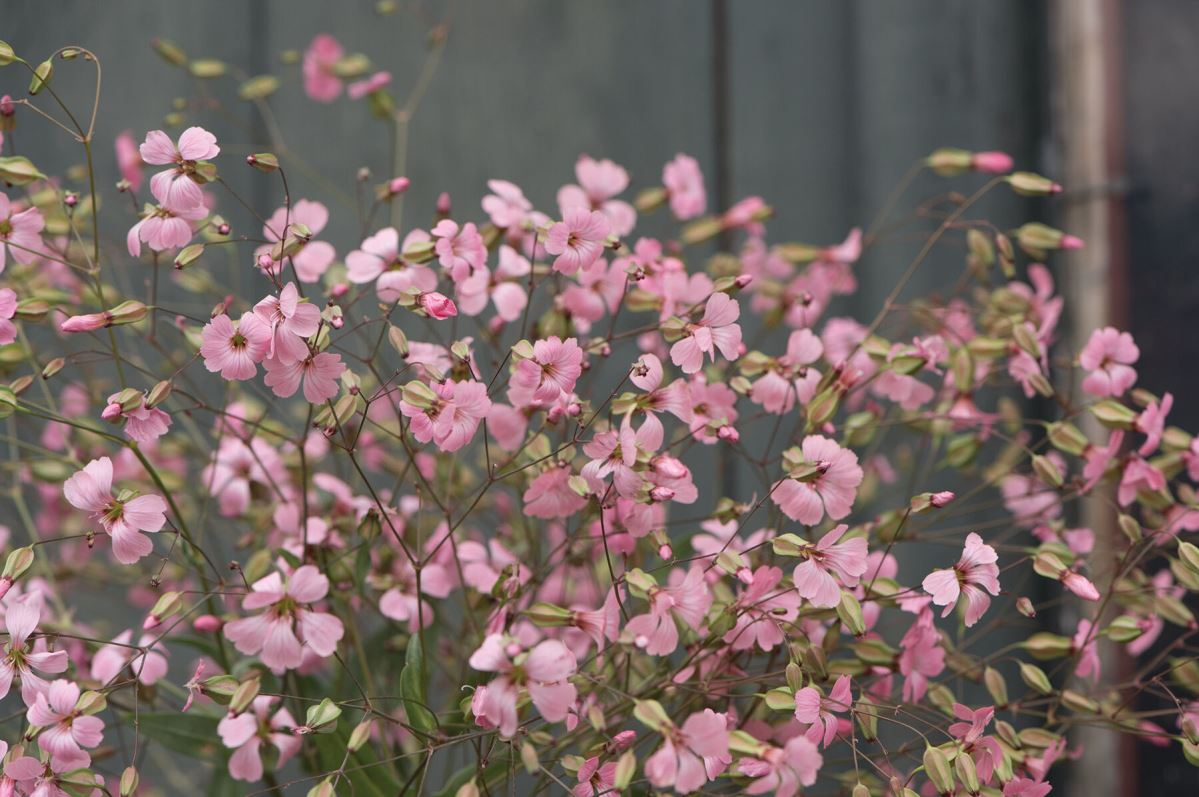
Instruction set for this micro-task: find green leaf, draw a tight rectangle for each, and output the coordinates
[400,633,437,735]
[137,712,222,758]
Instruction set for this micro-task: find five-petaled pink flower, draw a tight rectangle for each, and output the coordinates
[0,192,45,273]
[26,679,105,771]
[126,174,208,256]
[0,591,67,706]
[0,288,19,345]
[794,674,852,747]
[922,532,1001,627]
[469,635,578,738]
[624,566,713,655]
[63,456,168,564]
[791,524,869,608]
[223,565,345,673]
[101,390,172,443]
[545,207,611,275]
[219,696,302,782]
[1079,326,1139,398]
[400,379,492,452]
[738,735,823,797]
[644,708,731,794]
[200,312,272,381]
[663,153,707,220]
[432,219,486,281]
[772,435,864,525]
[302,34,345,102]
[263,350,346,403]
[253,282,322,364]
[139,126,219,211]
[669,293,743,374]
[509,336,584,406]
[257,199,336,283]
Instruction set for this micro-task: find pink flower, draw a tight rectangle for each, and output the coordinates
[971,151,1014,173]
[89,629,167,686]
[1079,326,1139,398]
[949,703,1005,784]
[738,735,823,797]
[558,155,636,236]
[523,465,588,519]
[0,592,67,706]
[257,200,336,282]
[400,379,492,452]
[263,350,345,404]
[794,674,852,747]
[922,532,1001,627]
[545,207,611,275]
[223,565,345,673]
[348,70,391,99]
[899,608,945,702]
[724,566,800,652]
[346,227,438,302]
[750,328,823,414]
[1073,618,1101,682]
[663,153,706,220]
[573,756,617,797]
[26,680,104,770]
[432,219,486,280]
[772,435,864,525]
[63,456,168,564]
[126,174,208,255]
[219,696,301,782]
[669,292,743,374]
[582,417,662,499]
[418,291,458,319]
[508,336,584,406]
[0,192,46,273]
[482,179,533,229]
[644,708,730,793]
[1118,456,1167,506]
[139,126,219,210]
[200,312,272,380]
[1135,392,1173,456]
[115,129,144,190]
[0,288,19,345]
[253,282,321,364]
[469,635,578,738]
[1061,570,1100,601]
[624,567,712,655]
[102,390,172,443]
[791,524,869,608]
[302,34,345,102]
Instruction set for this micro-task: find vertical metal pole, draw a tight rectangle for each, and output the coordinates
[1050,1,1134,795]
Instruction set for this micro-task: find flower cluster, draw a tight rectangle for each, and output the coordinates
[0,28,1195,797]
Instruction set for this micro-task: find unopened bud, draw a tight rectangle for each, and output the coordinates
[245,153,280,173]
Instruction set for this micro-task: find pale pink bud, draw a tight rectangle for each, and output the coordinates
[0,95,13,116]
[331,282,349,298]
[930,491,955,508]
[657,544,673,559]
[737,567,754,585]
[192,614,222,633]
[717,425,739,442]
[1061,570,1100,601]
[610,730,636,752]
[734,274,754,289]
[142,614,160,631]
[217,223,230,235]
[436,192,451,215]
[651,456,687,480]
[419,291,457,320]
[100,402,123,422]
[649,486,675,503]
[388,176,411,196]
[0,576,12,601]
[1060,234,1085,250]
[256,253,275,270]
[331,315,344,329]
[64,193,78,208]
[566,402,582,417]
[971,151,1014,173]
[60,312,110,333]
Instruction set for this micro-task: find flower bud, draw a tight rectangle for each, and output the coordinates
[1006,171,1062,196]
[922,745,954,795]
[174,243,205,270]
[1024,632,1072,659]
[151,38,188,67]
[119,766,139,797]
[144,590,184,630]
[1048,421,1089,456]
[984,666,1008,708]
[109,300,149,326]
[388,176,410,196]
[632,699,672,732]
[955,748,980,794]
[417,291,457,320]
[525,602,572,627]
[436,192,451,216]
[1016,222,1084,253]
[192,614,222,633]
[926,147,973,176]
[1020,662,1053,694]
[60,312,110,333]
[230,678,261,715]
[1031,455,1064,488]
[1061,570,1100,601]
[971,151,1014,173]
[302,698,342,734]
[40,358,65,380]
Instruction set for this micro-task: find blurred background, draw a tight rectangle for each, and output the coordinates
[3,0,1195,793]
